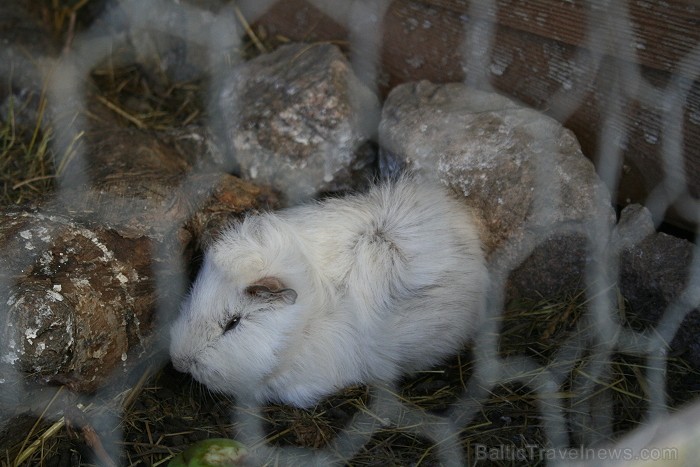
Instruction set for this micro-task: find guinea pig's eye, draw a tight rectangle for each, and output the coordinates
[223,316,241,334]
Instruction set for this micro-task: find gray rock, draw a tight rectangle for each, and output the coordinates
[613,203,656,251]
[620,231,700,368]
[506,234,590,301]
[220,42,380,204]
[379,81,615,298]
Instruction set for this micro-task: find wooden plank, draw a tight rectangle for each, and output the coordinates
[419,0,700,79]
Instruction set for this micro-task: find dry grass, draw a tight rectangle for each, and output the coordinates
[90,64,204,129]
[4,292,699,466]
[0,91,55,206]
[0,0,286,208]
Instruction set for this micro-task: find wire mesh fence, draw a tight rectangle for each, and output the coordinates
[1,0,699,465]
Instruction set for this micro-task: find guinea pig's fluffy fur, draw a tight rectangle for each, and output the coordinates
[169,177,487,408]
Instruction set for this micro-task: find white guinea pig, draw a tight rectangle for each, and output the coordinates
[169,176,487,408]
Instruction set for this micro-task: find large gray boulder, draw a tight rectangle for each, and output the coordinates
[379,81,616,299]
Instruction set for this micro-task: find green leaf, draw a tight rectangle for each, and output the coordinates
[168,438,248,467]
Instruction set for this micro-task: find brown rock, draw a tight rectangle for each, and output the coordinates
[1,211,154,392]
[61,123,275,240]
[219,42,380,203]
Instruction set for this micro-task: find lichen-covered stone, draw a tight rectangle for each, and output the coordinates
[0,211,153,391]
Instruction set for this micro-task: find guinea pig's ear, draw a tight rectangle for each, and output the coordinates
[245,277,297,305]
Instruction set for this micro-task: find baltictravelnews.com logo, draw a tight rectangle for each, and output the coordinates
[472,443,679,463]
